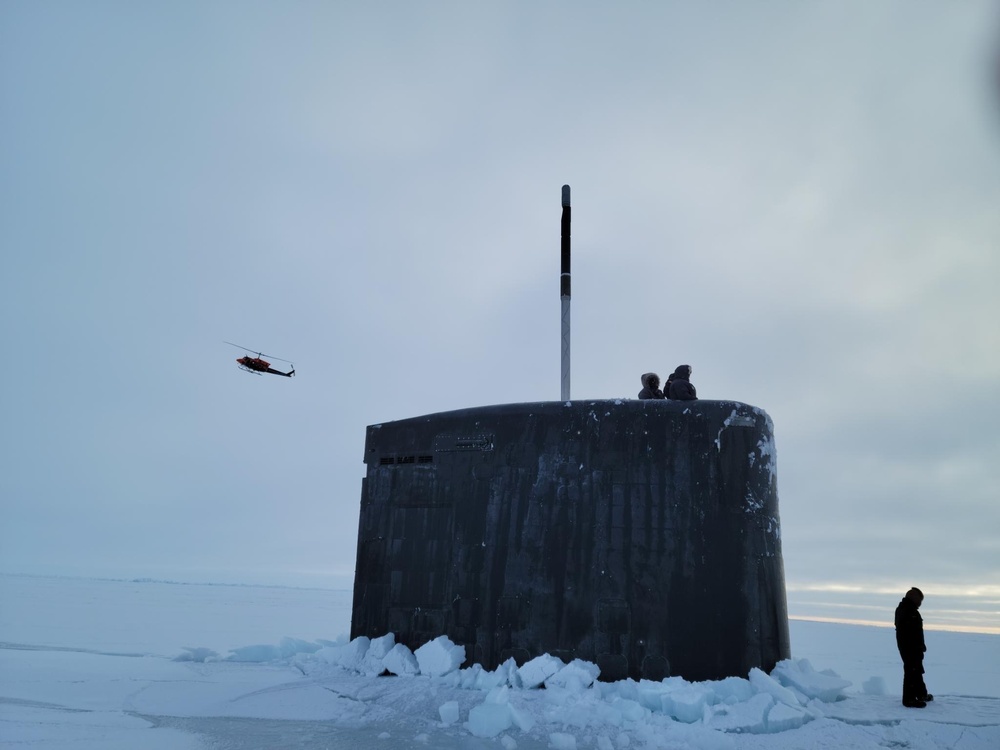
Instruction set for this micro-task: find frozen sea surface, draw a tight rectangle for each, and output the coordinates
[1,575,998,749]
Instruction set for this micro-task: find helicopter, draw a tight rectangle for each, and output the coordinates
[225,342,296,378]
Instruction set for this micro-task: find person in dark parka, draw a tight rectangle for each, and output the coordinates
[638,372,664,400]
[667,365,697,400]
[895,587,933,707]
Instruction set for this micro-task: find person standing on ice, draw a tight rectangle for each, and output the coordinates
[895,587,933,708]
[667,365,697,400]
[638,372,664,400]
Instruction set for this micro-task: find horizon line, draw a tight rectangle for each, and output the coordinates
[5,572,998,635]
[788,615,1000,636]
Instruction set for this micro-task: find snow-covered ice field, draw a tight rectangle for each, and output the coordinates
[1,575,997,749]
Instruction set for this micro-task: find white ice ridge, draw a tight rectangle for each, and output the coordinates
[186,633,852,739]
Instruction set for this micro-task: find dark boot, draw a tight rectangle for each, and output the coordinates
[902,698,927,708]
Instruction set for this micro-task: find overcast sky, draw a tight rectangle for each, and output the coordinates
[2,1,998,630]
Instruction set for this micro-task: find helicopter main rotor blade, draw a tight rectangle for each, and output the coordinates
[224,341,294,363]
[224,341,256,353]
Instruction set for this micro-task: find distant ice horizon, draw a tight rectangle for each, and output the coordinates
[4,568,998,636]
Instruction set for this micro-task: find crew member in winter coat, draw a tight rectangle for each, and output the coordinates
[667,365,697,400]
[895,587,933,708]
[638,372,664,400]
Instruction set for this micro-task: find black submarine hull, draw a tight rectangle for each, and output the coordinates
[351,399,790,682]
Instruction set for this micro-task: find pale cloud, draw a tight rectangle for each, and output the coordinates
[1,1,998,629]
